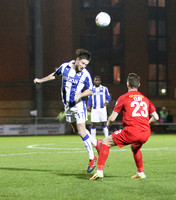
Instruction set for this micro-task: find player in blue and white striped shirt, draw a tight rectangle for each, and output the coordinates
[87,76,111,138]
[34,49,97,173]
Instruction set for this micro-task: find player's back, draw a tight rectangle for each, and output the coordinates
[117,91,156,133]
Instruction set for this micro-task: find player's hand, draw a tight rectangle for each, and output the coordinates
[103,102,108,106]
[74,91,82,102]
[34,78,42,84]
[87,106,91,111]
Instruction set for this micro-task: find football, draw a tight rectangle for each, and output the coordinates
[95,12,111,27]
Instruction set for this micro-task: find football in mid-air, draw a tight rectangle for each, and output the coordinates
[95,12,111,27]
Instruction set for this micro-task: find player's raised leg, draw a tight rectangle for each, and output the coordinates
[86,129,97,147]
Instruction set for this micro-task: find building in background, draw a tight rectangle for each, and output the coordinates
[0,0,176,122]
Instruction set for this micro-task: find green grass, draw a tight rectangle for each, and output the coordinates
[0,134,175,200]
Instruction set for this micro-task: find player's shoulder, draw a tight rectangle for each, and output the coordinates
[99,84,107,90]
[128,91,151,102]
[82,67,91,76]
[120,92,129,99]
[61,60,73,68]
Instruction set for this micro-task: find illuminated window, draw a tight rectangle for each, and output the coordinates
[149,64,156,80]
[149,20,156,36]
[148,0,165,7]
[158,0,165,7]
[113,22,121,50]
[158,64,166,80]
[113,66,120,84]
[111,0,121,7]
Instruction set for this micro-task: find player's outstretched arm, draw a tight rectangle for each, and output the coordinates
[149,111,159,125]
[34,72,56,84]
[107,111,118,128]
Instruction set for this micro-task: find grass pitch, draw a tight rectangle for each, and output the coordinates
[0,134,175,200]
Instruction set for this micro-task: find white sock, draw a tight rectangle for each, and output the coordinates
[97,170,104,177]
[137,172,144,175]
[103,126,109,138]
[86,129,97,146]
[82,134,94,160]
[91,127,96,138]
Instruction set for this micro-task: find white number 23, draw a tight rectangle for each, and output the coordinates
[131,101,148,117]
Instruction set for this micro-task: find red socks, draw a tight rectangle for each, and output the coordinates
[97,143,144,173]
[132,149,143,173]
[97,144,110,171]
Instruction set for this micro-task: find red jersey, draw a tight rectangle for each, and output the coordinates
[114,91,156,134]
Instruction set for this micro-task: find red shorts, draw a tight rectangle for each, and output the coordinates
[112,129,151,147]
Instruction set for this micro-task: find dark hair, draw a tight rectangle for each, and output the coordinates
[94,75,101,80]
[75,49,91,61]
[127,73,140,88]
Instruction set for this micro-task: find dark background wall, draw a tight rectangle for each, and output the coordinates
[0,0,176,120]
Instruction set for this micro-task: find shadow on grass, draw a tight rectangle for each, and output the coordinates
[0,167,120,180]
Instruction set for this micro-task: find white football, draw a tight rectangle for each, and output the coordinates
[95,12,111,27]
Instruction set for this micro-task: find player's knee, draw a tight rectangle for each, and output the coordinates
[91,123,96,128]
[131,144,141,153]
[130,144,135,152]
[102,135,115,147]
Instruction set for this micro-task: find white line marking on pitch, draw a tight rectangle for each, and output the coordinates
[0,144,175,157]
[27,143,82,150]
[0,151,87,157]
[27,143,176,151]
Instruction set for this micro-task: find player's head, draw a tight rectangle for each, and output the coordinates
[127,73,140,89]
[94,76,101,87]
[75,49,91,61]
[75,49,92,72]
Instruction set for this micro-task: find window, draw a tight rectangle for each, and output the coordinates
[111,0,122,7]
[148,64,167,96]
[148,0,165,7]
[158,0,166,7]
[113,22,121,51]
[148,0,167,96]
[149,20,156,36]
[113,66,121,84]
[158,82,167,95]
[158,20,166,36]
[158,38,166,51]
[158,64,166,80]
[149,64,156,80]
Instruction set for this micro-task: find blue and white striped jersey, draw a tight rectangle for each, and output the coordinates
[54,60,93,107]
[87,85,111,109]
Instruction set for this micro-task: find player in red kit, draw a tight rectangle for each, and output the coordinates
[90,73,159,180]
